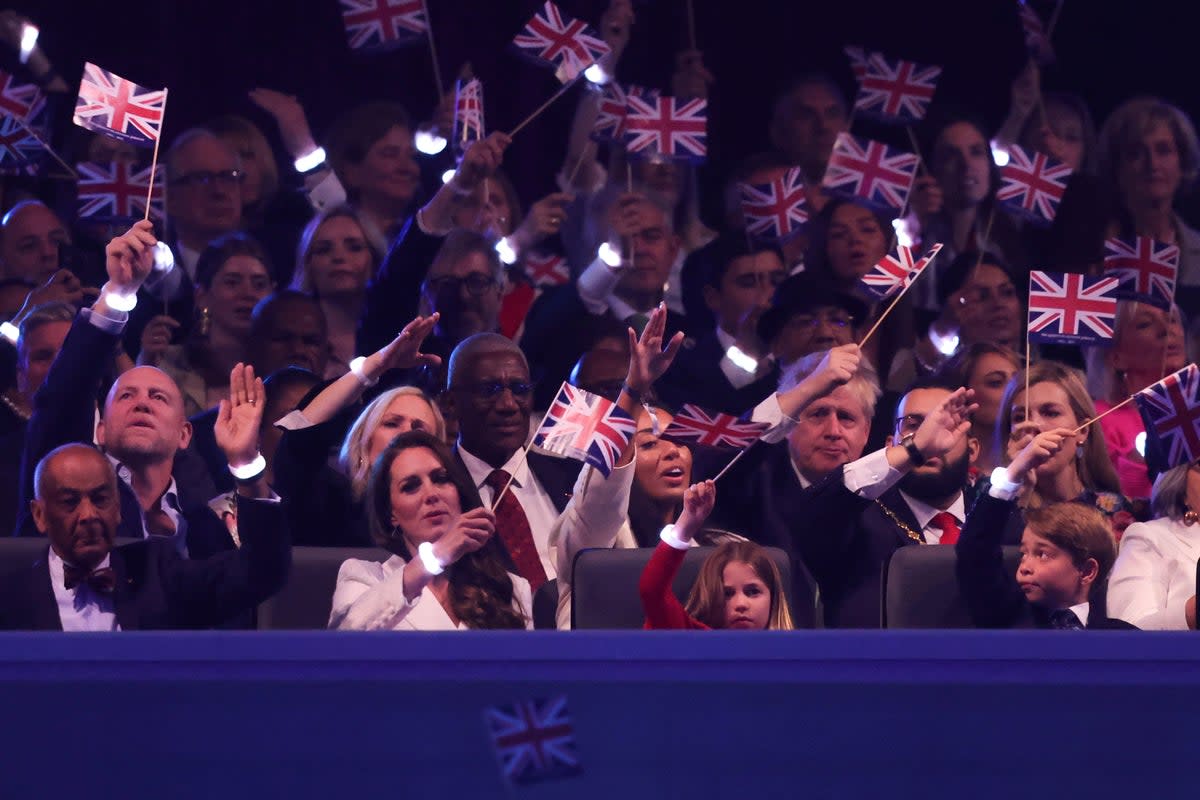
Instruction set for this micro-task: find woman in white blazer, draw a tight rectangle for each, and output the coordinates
[329,430,530,630]
[1107,462,1200,630]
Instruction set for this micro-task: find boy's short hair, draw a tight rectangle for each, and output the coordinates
[1024,503,1117,583]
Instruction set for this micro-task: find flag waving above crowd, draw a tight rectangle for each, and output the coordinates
[73,62,165,145]
[852,51,941,123]
[513,1,610,83]
[740,167,809,242]
[340,0,428,52]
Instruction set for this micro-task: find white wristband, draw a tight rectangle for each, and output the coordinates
[100,282,138,312]
[229,453,267,481]
[349,356,379,387]
[417,541,445,575]
[293,146,327,174]
[659,524,690,551]
[0,321,18,345]
[988,466,1022,501]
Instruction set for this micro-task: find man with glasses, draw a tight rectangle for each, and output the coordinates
[756,272,865,374]
[779,376,995,628]
[442,333,581,592]
[164,129,245,285]
[658,235,787,413]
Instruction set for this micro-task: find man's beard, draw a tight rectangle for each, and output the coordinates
[898,447,970,502]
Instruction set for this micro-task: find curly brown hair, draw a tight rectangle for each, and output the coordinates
[366,430,526,629]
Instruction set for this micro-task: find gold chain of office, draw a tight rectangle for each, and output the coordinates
[874,500,926,544]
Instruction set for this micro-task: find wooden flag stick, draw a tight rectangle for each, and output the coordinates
[566,141,593,187]
[1045,0,1066,39]
[143,87,169,222]
[858,246,942,348]
[974,205,996,272]
[1024,318,1031,412]
[712,446,749,482]
[422,0,444,99]
[15,117,77,180]
[509,78,578,138]
[1072,393,1136,436]
[685,0,697,51]
[492,388,562,508]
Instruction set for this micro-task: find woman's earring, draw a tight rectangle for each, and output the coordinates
[1076,444,1084,460]
[1184,507,1199,526]
[198,307,211,337]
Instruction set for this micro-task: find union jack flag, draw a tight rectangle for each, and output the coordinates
[524,251,570,288]
[513,1,610,83]
[1027,271,1119,345]
[853,52,941,123]
[453,78,484,155]
[860,242,944,301]
[661,404,770,451]
[844,45,870,82]
[1103,236,1178,310]
[75,161,164,223]
[0,113,45,175]
[340,0,427,52]
[591,82,656,143]
[534,383,636,477]
[822,133,918,212]
[0,68,45,120]
[1017,0,1055,65]
[996,143,1071,227]
[73,63,165,146]
[485,695,581,786]
[623,95,707,162]
[1136,363,1200,470]
[740,167,809,242]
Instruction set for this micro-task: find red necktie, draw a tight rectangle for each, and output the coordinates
[485,469,548,592]
[930,511,961,545]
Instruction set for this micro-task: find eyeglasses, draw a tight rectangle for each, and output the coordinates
[958,284,1018,305]
[785,311,855,331]
[895,413,926,436]
[455,380,533,400]
[169,169,243,188]
[424,273,497,297]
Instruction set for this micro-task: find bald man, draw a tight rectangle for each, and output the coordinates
[0,442,288,631]
[15,222,236,560]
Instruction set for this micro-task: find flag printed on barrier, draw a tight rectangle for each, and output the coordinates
[661,404,770,451]
[340,0,428,52]
[513,1,610,83]
[822,133,918,212]
[1102,236,1179,310]
[73,63,165,146]
[860,243,944,301]
[853,52,941,123]
[996,143,1071,226]
[623,95,707,162]
[453,78,484,154]
[1027,271,1119,345]
[740,167,809,242]
[75,161,164,222]
[485,695,581,786]
[534,383,636,477]
[1136,363,1200,470]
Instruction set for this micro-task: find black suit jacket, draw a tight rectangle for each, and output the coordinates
[656,331,778,416]
[0,496,290,631]
[15,313,234,560]
[777,465,1020,628]
[955,492,1137,630]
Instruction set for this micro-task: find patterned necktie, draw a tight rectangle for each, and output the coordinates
[1050,609,1085,630]
[484,469,548,592]
[930,511,961,545]
[63,565,117,593]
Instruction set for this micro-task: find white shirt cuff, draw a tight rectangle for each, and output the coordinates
[576,255,621,314]
[82,305,127,333]
[273,409,315,431]
[842,448,904,499]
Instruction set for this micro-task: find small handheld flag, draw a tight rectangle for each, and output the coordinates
[1027,271,1118,345]
[740,167,809,242]
[860,243,944,301]
[73,63,165,146]
[661,404,770,451]
[1103,236,1178,310]
[622,95,707,163]
[852,51,941,124]
[340,0,428,53]
[823,133,918,212]
[75,161,165,223]
[513,1,610,84]
[996,143,1071,227]
[534,383,636,477]
[1136,363,1200,471]
[485,695,581,786]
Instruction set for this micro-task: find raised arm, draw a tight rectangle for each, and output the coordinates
[639,481,714,629]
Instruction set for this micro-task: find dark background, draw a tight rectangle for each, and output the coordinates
[14,0,1200,223]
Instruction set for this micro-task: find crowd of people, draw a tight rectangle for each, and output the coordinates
[0,1,1197,633]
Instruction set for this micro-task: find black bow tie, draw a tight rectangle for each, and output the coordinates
[63,565,116,594]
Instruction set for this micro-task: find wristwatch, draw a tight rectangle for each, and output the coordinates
[900,433,926,467]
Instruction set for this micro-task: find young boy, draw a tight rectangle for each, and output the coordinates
[955,427,1135,630]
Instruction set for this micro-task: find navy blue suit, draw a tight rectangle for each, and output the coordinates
[0,496,289,631]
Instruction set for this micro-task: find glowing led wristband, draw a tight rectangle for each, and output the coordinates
[0,321,18,345]
[417,541,445,575]
[598,241,622,268]
[349,356,379,387]
[293,146,327,174]
[659,523,690,551]
[229,453,267,482]
[100,283,137,312]
[495,236,518,266]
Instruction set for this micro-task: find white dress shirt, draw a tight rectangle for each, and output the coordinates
[458,445,564,581]
[714,326,772,389]
[48,550,120,632]
[329,554,532,630]
[840,448,965,543]
[1107,517,1200,630]
[1067,601,1090,628]
[105,454,189,557]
